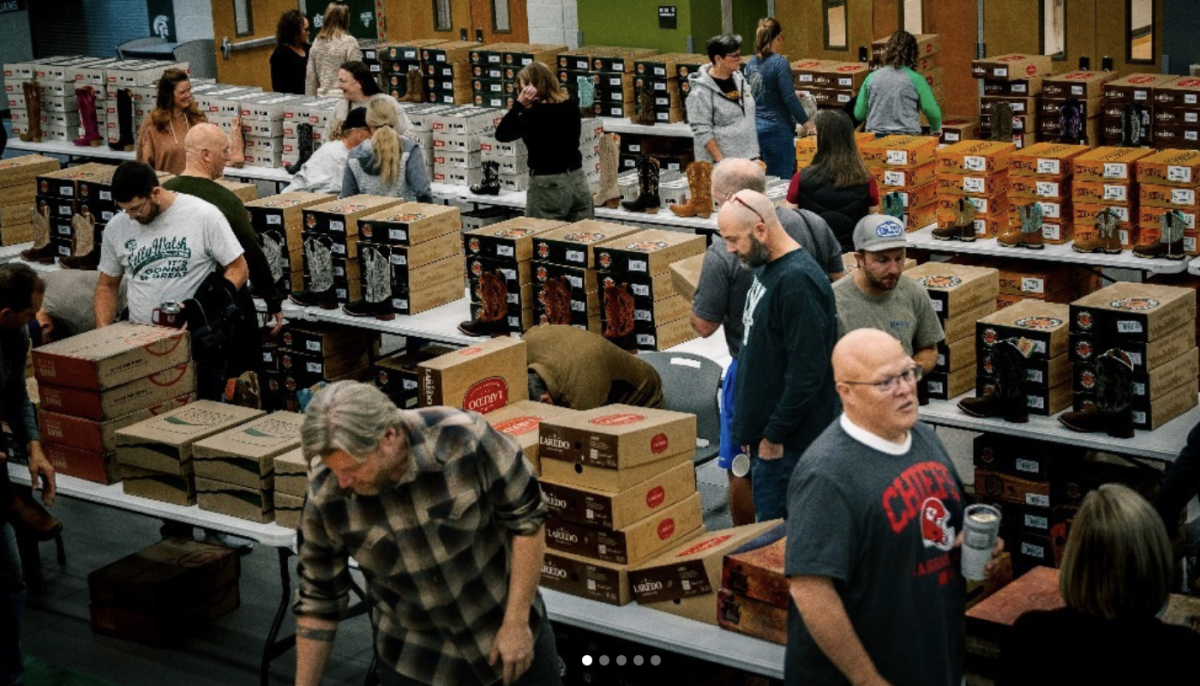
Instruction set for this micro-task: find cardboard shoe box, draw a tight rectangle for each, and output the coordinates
[594,229,705,276]
[483,401,579,474]
[541,549,633,606]
[720,526,789,608]
[38,363,197,421]
[192,411,305,490]
[976,300,1070,361]
[935,140,1016,175]
[1042,70,1120,99]
[247,192,337,241]
[925,365,977,400]
[464,216,567,260]
[274,492,304,530]
[1074,346,1199,401]
[904,263,1001,319]
[33,322,191,391]
[971,54,1052,81]
[301,195,404,235]
[357,203,461,246]
[1104,73,1180,104]
[38,395,194,455]
[1068,323,1195,372]
[544,492,704,565]
[116,401,266,479]
[532,221,643,268]
[1008,142,1090,178]
[538,405,696,471]
[1069,282,1197,342]
[418,337,528,414]
[860,135,940,169]
[1072,146,1155,183]
[540,458,696,531]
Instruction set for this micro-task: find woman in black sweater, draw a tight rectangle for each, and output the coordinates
[270,10,309,95]
[998,483,1200,686]
[494,62,593,221]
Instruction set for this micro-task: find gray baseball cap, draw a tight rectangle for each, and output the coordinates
[853,215,908,252]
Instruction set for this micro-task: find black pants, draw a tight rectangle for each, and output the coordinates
[377,622,563,686]
[1156,418,1200,534]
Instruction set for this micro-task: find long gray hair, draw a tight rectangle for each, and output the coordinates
[300,381,404,467]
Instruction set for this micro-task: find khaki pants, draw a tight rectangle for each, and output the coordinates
[525,168,594,222]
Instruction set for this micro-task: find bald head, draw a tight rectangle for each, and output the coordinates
[834,328,920,441]
[716,189,794,268]
[183,123,229,180]
[712,158,766,202]
[185,123,228,154]
[833,329,905,382]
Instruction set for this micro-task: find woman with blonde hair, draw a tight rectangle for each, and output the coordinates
[135,68,207,174]
[998,483,1200,685]
[743,18,813,178]
[340,98,430,202]
[305,3,362,97]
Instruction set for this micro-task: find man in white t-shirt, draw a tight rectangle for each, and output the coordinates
[94,161,247,327]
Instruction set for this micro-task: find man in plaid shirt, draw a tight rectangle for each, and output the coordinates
[293,381,560,686]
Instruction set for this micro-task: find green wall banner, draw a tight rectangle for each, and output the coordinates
[147,0,176,42]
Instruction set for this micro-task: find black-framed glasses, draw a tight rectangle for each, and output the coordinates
[730,195,766,225]
[840,365,923,393]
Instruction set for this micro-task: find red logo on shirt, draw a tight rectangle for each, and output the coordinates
[882,461,961,540]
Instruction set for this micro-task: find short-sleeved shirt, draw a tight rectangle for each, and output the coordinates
[692,207,843,357]
[785,417,966,686]
[98,193,244,324]
[834,274,944,355]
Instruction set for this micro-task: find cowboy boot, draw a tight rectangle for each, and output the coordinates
[958,337,1030,423]
[1003,202,1045,249]
[1058,98,1083,143]
[578,76,596,118]
[285,123,314,175]
[1074,208,1123,254]
[621,156,661,213]
[21,80,42,143]
[1120,104,1145,147]
[603,282,637,350]
[291,236,337,309]
[882,192,905,219]
[988,100,1013,142]
[19,204,55,264]
[540,276,573,325]
[1059,349,1135,437]
[110,88,135,151]
[593,133,621,208]
[1134,210,1187,260]
[342,245,394,320]
[229,115,246,168]
[59,211,99,270]
[633,82,655,126]
[459,270,511,337]
[403,68,427,103]
[932,198,977,241]
[997,204,1028,248]
[669,161,714,218]
[470,160,501,196]
[73,86,102,147]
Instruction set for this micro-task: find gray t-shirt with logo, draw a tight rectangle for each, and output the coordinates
[833,274,944,355]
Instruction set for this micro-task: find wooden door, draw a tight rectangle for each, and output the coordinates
[397,0,472,42]
[212,0,297,90]
[469,0,529,44]
[1095,0,1164,75]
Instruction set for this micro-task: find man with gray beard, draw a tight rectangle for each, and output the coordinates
[719,190,839,521]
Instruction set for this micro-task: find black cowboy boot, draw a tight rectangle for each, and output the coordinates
[959,337,1030,423]
[286,123,315,175]
[620,156,661,213]
[470,160,501,196]
[1060,349,1135,438]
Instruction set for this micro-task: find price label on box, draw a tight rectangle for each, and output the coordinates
[1037,159,1060,175]
[963,177,985,193]
[964,156,986,171]
[1103,163,1128,179]
[1168,165,1193,183]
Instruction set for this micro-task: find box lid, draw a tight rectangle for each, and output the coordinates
[116,400,265,448]
[32,322,191,391]
[629,520,783,603]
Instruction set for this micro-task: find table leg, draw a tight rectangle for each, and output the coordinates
[260,546,296,686]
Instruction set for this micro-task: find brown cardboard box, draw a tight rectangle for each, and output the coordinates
[975,467,1053,507]
[971,54,1052,80]
[32,322,191,391]
[1131,381,1198,430]
[538,404,696,470]
[1140,183,1200,210]
[357,203,461,246]
[1007,176,1070,202]
[1072,179,1134,206]
[38,395,193,454]
[1076,347,1198,402]
[1008,143,1090,178]
[1073,202,1133,231]
[533,221,644,268]
[869,161,936,189]
[116,401,266,477]
[936,334,977,373]
[943,301,1000,343]
[1069,323,1195,372]
[631,520,785,624]
[996,264,1080,300]
[544,493,704,565]
[1072,146,1156,183]
[966,566,1064,663]
[792,59,841,85]
[273,446,308,496]
[38,363,197,421]
[1042,70,1120,99]
[540,449,692,493]
[246,192,337,229]
[0,154,60,187]
[463,216,567,261]
[1152,76,1200,107]
[274,492,304,529]
[937,192,1010,218]
[541,459,696,531]
[935,171,1009,197]
[192,411,305,489]
[594,229,705,276]
[196,477,273,523]
[214,178,256,203]
[871,33,941,60]
[669,254,704,303]
[860,135,939,169]
[939,117,982,145]
[418,337,528,413]
[905,262,1001,318]
[716,589,786,645]
[279,322,379,357]
[1069,282,1197,342]
[1104,73,1180,104]
[43,442,120,485]
[541,549,632,605]
[977,300,1070,360]
[301,194,404,235]
[120,463,196,506]
[935,140,1016,175]
[721,529,788,608]
[925,365,977,400]
[1137,149,1200,188]
[483,401,578,474]
[393,276,465,316]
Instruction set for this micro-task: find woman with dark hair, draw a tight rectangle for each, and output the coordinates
[135,68,207,174]
[854,30,941,136]
[324,61,405,141]
[271,9,310,95]
[998,484,1200,685]
[743,18,813,178]
[494,61,593,222]
[305,2,361,97]
[685,34,758,164]
[786,109,878,252]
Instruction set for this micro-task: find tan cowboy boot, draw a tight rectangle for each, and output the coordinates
[669,161,715,218]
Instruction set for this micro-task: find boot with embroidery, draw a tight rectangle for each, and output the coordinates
[931,198,977,242]
[73,86,102,147]
[1058,98,1083,143]
[578,75,596,118]
[470,160,501,196]
[59,210,99,269]
[1073,208,1123,254]
[593,133,621,208]
[1134,210,1187,260]
[1059,349,1135,438]
[285,123,314,175]
[669,161,714,218]
[621,156,661,213]
[20,80,42,143]
[399,68,426,104]
[882,191,905,219]
[988,100,1013,142]
[632,81,655,126]
[342,245,394,320]
[1120,103,1148,147]
[459,270,510,337]
[228,115,246,168]
[539,276,573,326]
[958,337,1030,423]
[109,88,135,151]
[603,281,637,350]
[290,236,337,309]
[999,202,1044,249]
[19,203,55,264]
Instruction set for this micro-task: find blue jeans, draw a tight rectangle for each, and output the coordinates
[757,122,797,180]
[750,447,803,521]
[0,521,24,686]
[717,358,740,470]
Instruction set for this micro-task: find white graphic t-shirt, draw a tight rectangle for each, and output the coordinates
[99,193,244,324]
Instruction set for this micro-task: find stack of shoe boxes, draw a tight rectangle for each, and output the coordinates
[478,134,529,192]
[483,400,578,475]
[358,39,387,91]
[246,192,336,296]
[35,163,114,263]
[300,195,405,305]
[239,93,306,169]
[539,406,704,606]
[66,58,122,146]
[372,343,460,410]
[939,118,982,145]
[797,61,872,111]
[273,447,307,529]
[1102,74,1178,148]
[871,33,943,126]
[464,217,567,334]
[860,135,938,231]
[590,47,657,118]
[116,400,264,506]
[993,260,1100,309]
[422,41,475,105]
[556,46,601,108]
[796,131,875,172]
[32,323,195,485]
[975,299,1073,417]
[104,61,194,149]
[531,220,642,331]
[417,337,529,413]
[355,202,464,317]
[1136,149,1200,257]
[470,42,520,108]
[69,164,167,269]
[403,103,457,181]
[1040,70,1118,145]
[430,107,502,188]
[1069,282,1198,430]
[1006,142,1089,246]
[384,39,444,100]
[716,526,789,644]
[277,323,380,397]
[191,84,259,159]
[595,229,705,351]
[971,54,1053,149]
[20,57,84,142]
[1151,78,1200,150]
[931,139,1014,240]
[633,54,694,124]
[0,155,58,246]
[904,262,1000,400]
[193,411,306,523]
[280,97,341,169]
[1072,147,1155,251]
[4,57,51,139]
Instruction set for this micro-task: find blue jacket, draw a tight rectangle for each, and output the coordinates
[744,53,809,130]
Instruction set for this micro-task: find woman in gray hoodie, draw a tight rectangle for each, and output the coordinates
[685,34,759,164]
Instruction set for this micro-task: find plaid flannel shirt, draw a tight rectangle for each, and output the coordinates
[293,407,548,686]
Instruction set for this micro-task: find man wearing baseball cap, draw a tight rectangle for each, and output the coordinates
[834,214,943,376]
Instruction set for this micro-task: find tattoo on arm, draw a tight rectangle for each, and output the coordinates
[297,627,337,643]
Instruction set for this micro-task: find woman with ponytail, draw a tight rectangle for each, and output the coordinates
[340,99,431,202]
[743,18,813,178]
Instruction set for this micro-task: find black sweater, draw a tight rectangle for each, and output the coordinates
[271,44,309,95]
[494,98,582,175]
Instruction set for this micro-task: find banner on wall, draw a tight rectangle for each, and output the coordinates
[0,0,27,14]
[147,0,176,42]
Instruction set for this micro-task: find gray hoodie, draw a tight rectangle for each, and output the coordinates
[685,64,760,163]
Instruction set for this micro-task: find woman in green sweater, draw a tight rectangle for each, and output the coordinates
[854,31,941,137]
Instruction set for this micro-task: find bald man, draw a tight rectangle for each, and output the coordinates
[723,189,839,521]
[785,329,1001,686]
[691,158,843,525]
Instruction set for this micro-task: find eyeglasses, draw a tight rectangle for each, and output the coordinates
[121,198,152,218]
[840,365,923,393]
[730,195,766,225]
[724,53,742,61]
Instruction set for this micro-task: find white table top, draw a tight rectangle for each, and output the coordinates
[6,463,297,547]
[598,117,694,139]
[6,139,290,180]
